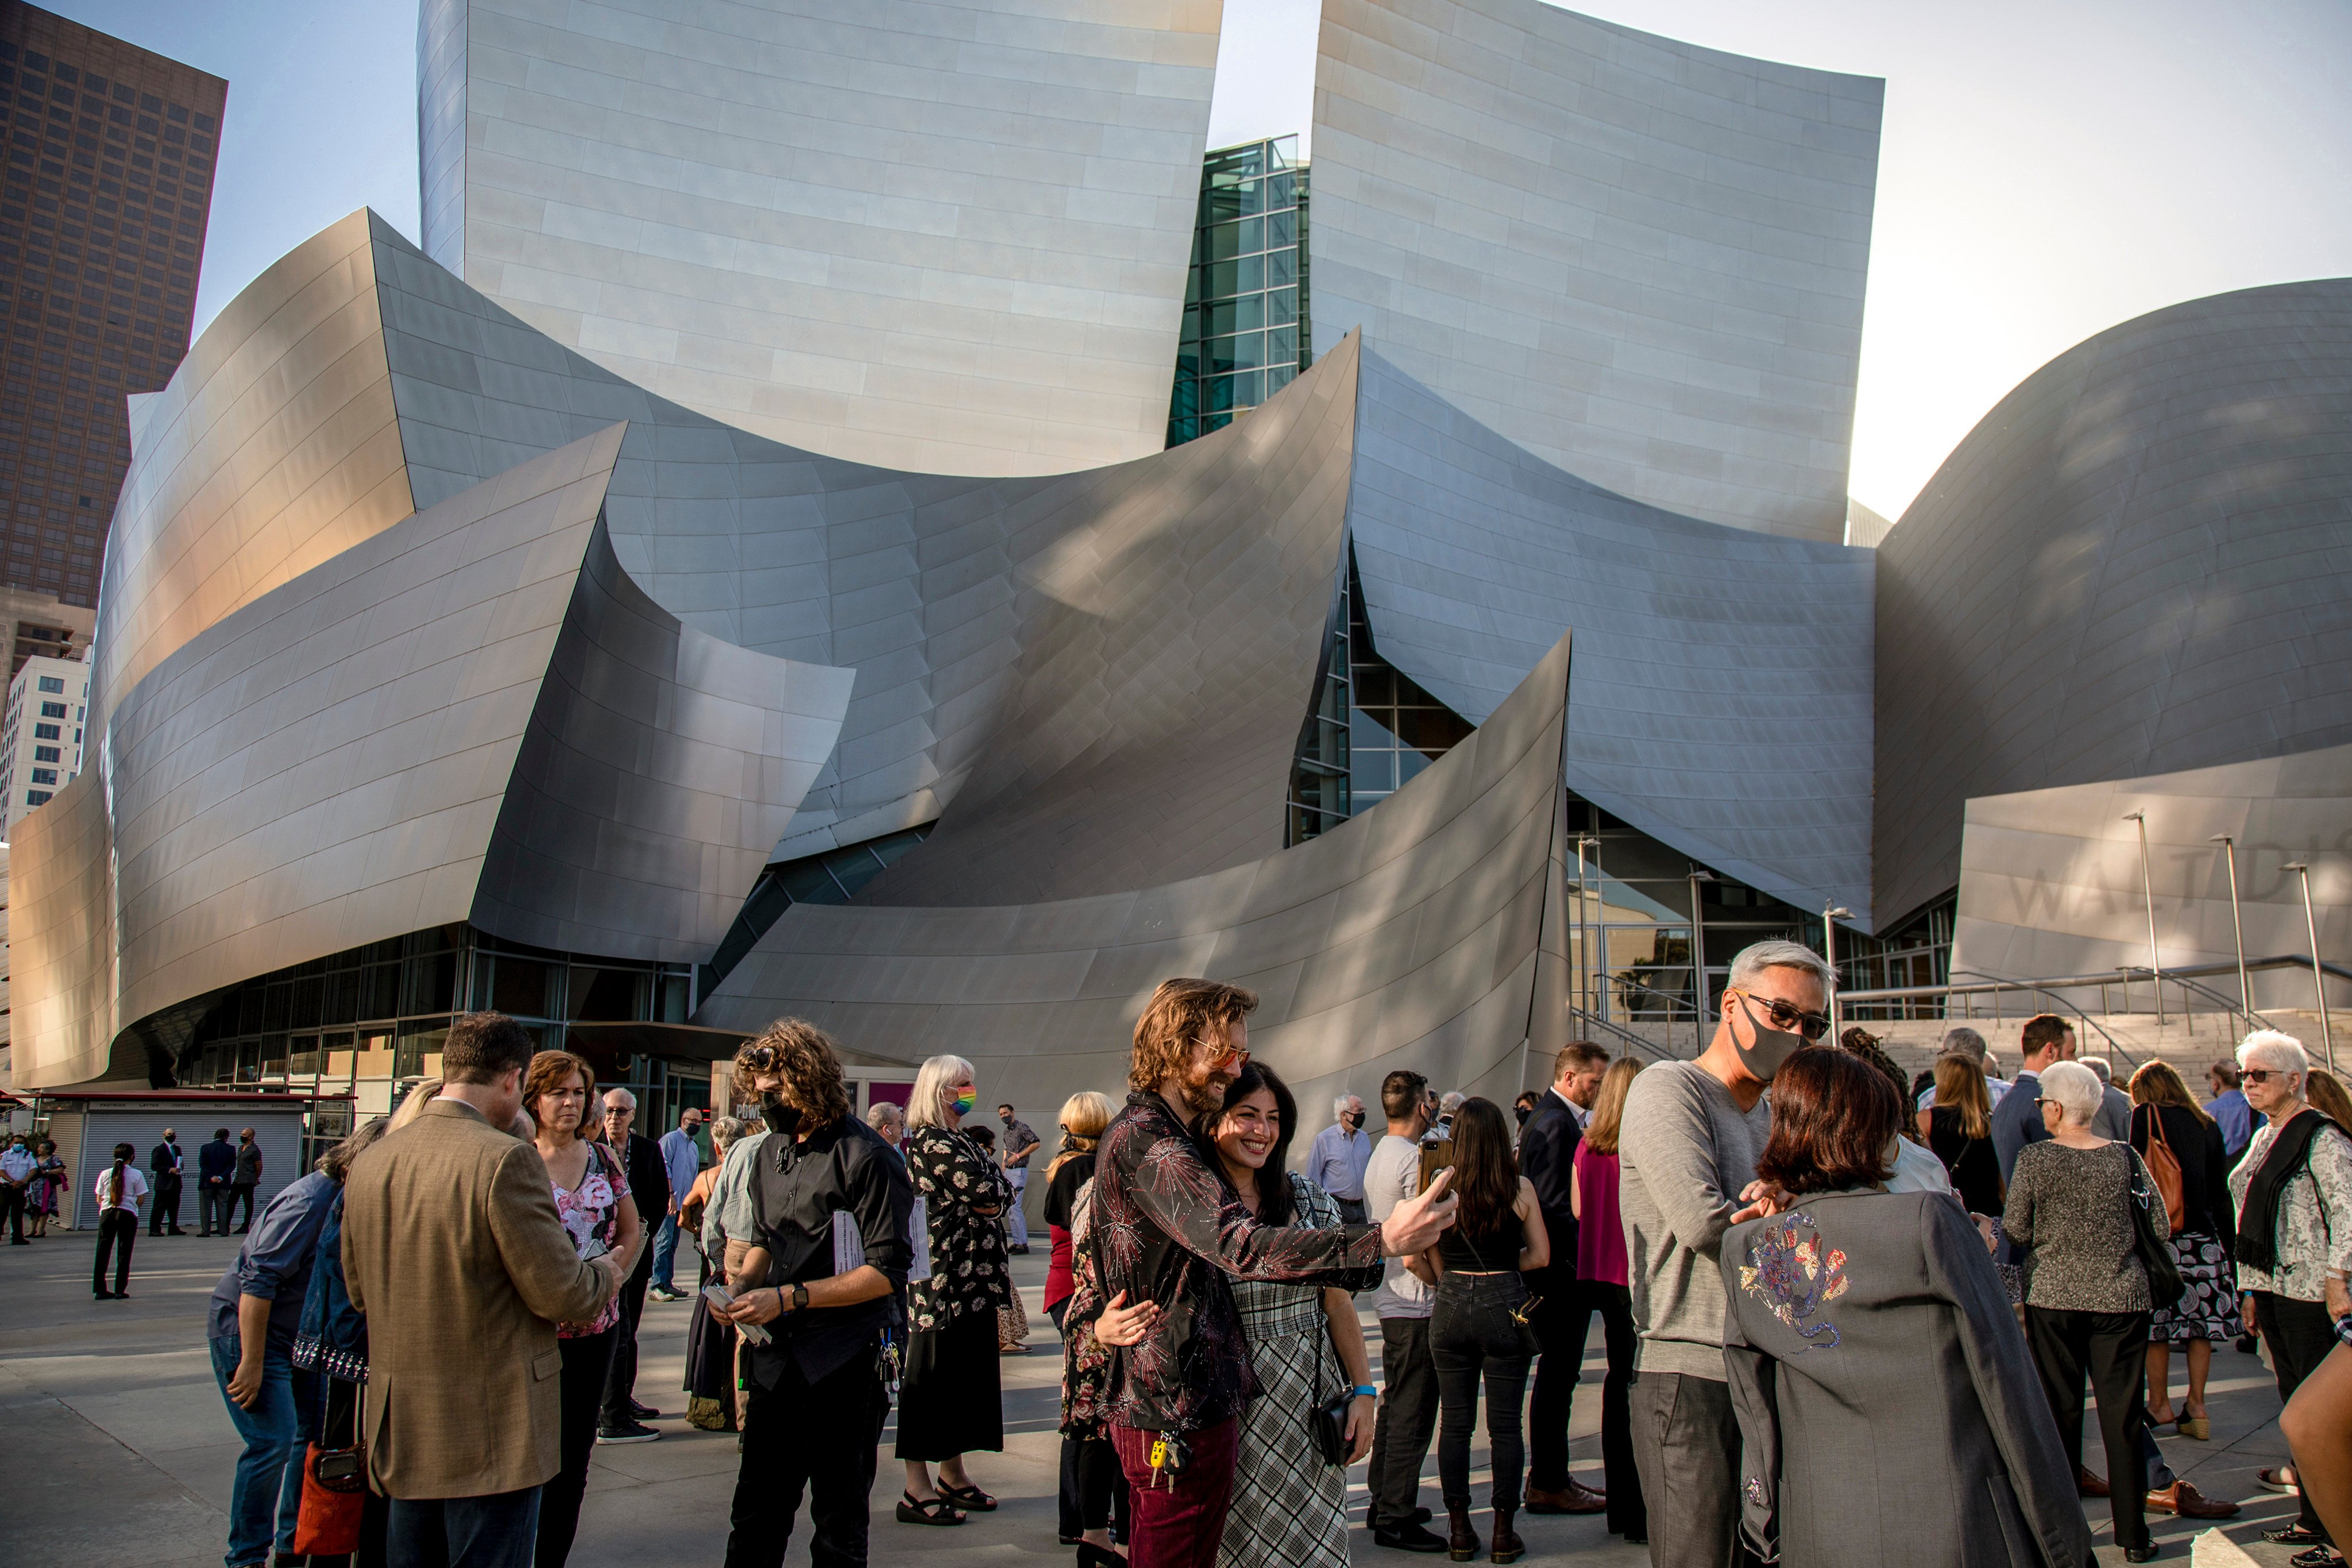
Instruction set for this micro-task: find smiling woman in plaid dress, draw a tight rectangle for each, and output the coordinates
[1201,1062,1381,1568]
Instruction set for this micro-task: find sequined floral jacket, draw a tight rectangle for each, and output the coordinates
[1093,1091,1382,1435]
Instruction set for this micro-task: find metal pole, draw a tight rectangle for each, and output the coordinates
[2285,862,2336,1071]
[1577,834,1599,1026]
[2122,811,2164,1024]
[1824,903,1853,1044]
[1689,868,1714,1056]
[2210,835,2250,1027]
[1584,833,1606,1026]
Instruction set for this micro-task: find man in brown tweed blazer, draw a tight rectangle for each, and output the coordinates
[343,1013,624,1567]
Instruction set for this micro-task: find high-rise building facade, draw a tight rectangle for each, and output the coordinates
[1167,137,1310,448]
[1,647,87,828]
[0,5,224,609]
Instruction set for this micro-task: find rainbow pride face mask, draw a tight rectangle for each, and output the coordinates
[952,1088,979,1117]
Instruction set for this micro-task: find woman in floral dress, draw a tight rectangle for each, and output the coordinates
[897,1053,1012,1525]
[1203,1062,1380,1568]
[525,1051,640,1568]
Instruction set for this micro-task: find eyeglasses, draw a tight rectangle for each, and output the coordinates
[1199,1037,1249,1068]
[2241,1069,2290,1085]
[1729,989,1831,1041]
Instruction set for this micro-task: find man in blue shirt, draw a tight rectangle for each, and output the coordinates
[1990,1014,2074,1188]
[1308,1093,1374,1223]
[650,1107,705,1300]
[2203,1060,2254,1162]
[210,1153,341,1568]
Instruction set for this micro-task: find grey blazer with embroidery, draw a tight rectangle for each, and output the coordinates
[1721,1189,2094,1568]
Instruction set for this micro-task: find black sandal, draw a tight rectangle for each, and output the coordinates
[939,1482,998,1512]
[896,1492,964,1525]
[2267,1528,2328,1546]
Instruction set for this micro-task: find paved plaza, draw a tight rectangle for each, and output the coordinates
[0,1230,2325,1566]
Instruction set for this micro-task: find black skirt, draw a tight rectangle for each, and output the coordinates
[683,1293,736,1399]
[894,1308,1003,1460]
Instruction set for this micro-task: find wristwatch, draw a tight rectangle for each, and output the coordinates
[790,1282,810,1313]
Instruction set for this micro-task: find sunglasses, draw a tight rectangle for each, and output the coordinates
[1729,989,1831,1041]
[2241,1069,2290,1085]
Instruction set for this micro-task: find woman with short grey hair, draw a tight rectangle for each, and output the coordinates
[2229,1030,2352,1551]
[2004,1059,2160,1562]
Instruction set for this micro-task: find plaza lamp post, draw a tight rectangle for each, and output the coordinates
[2283,861,2336,1071]
[1688,868,1716,1055]
[1824,903,1853,1044]
[2208,835,2251,1025]
[2121,811,2164,1024]
[1576,833,1601,1024]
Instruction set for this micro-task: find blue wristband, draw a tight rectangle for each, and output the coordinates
[1353,1384,1378,1399]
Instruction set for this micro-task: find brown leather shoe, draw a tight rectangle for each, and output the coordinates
[2145,1480,2240,1519]
[1524,1480,1608,1515]
[1447,1506,1478,1562]
[2078,1466,2110,1499]
[1490,1507,1524,1565]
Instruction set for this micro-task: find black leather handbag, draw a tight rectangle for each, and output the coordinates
[2127,1150,2187,1311]
[1310,1327,1352,1467]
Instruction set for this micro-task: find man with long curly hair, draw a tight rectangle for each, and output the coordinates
[1091,978,1460,1567]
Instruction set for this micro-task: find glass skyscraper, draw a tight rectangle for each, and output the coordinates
[1166,137,1309,447]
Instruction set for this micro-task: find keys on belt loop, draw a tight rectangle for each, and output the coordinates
[1146,1430,1191,1489]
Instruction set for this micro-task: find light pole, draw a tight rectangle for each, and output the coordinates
[2208,834,2251,1025]
[1824,903,1853,1044]
[2283,861,2336,1071]
[2121,810,2164,1024]
[1576,833,1600,1024]
[1688,868,1716,1055]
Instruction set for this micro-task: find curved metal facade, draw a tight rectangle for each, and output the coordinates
[1874,280,2352,928]
[1311,0,1881,541]
[416,0,1222,477]
[1350,346,1875,922]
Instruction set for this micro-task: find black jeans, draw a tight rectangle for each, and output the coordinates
[1431,1272,1534,1512]
[1628,1370,1751,1568]
[598,1241,655,1428]
[1523,1264,1590,1493]
[725,1354,888,1568]
[534,1328,615,1568]
[1047,1299,1132,1544]
[389,1487,540,1568]
[1370,1315,1440,1528]
[150,1174,182,1234]
[1586,1283,1644,1538]
[93,1208,137,1295]
[200,1182,233,1234]
[1,1183,24,1241]
[2026,1306,2151,1552]
[2256,1291,2339,1539]
[231,1183,258,1229]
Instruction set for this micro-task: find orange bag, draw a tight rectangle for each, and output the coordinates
[2144,1109,2188,1237]
[291,1442,366,1557]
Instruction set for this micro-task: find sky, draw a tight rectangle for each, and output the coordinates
[45,0,2352,522]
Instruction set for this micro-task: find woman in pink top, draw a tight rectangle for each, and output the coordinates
[1569,1057,1646,1545]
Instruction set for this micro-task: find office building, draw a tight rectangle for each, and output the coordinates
[0,5,225,609]
[0,647,86,828]
[9,1,2344,1119]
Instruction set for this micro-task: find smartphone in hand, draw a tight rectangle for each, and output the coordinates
[705,1281,773,1345]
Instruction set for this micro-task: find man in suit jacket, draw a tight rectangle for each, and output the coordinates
[342,1013,622,1564]
[1990,1014,2076,1188]
[1519,1040,1611,1515]
[149,1129,186,1236]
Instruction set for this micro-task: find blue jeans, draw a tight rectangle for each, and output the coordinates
[651,1212,681,1291]
[210,1335,304,1568]
[388,1486,542,1568]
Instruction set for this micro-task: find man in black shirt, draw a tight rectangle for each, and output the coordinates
[716,1019,913,1568]
[597,1086,670,1443]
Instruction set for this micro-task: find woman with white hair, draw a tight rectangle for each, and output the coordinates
[2003,1058,2161,1562]
[2227,1030,2352,1557]
[894,1052,1013,1526]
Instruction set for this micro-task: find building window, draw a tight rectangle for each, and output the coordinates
[1168,138,1308,449]
[36,674,62,692]
[39,701,65,718]
[29,766,56,783]
[26,787,51,805]
[32,743,59,762]
[32,721,57,739]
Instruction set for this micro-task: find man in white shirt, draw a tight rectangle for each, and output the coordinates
[1,1134,35,1245]
[1308,1094,1374,1223]
[1363,1069,1446,1553]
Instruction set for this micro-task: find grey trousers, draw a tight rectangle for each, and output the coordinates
[1629,1369,1750,1568]
[1370,1316,1440,1528]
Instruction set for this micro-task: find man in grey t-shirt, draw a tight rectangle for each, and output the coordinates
[1362,1069,1447,1551]
[1619,940,1832,1568]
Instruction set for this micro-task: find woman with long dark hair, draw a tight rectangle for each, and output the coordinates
[1721,1048,2091,1568]
[1201,1062,1379,1568]
[525,1049,642,1568]
[1423,1096,1547,1563]
[92,1141,147,1298]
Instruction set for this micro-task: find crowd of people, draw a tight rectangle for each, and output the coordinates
[131,937,2350,1568]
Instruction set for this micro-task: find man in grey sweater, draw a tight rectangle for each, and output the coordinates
[1619,939,1832,1568]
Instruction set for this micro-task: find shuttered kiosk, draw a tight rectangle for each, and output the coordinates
[30,1091,351,1231]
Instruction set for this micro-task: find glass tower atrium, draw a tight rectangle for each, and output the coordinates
[1166,137,1309,447]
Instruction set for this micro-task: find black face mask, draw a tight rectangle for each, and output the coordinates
[759,1091,802,1139]
[1731,994,1810,1083]
[1515,1105,1531,1127]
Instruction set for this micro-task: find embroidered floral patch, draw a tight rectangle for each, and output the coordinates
[1736,1211,1848,1351]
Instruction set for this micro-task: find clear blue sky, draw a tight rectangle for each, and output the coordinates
[47,0,2352,522]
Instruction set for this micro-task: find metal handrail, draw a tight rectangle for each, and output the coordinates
[1944,968,2132,1071]
[1839,953,2351,1006]
[1568,1007,1677,1061]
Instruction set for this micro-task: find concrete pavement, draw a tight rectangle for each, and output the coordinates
[0,1228,2325,1566]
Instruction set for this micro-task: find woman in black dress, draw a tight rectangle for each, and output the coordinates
[896,1052,1011,1526]
[2127,1059,2240,1441]
[1920,1055,2003,1216]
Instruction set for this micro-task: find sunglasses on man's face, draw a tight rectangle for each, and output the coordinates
[1730,989,1831,1041]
